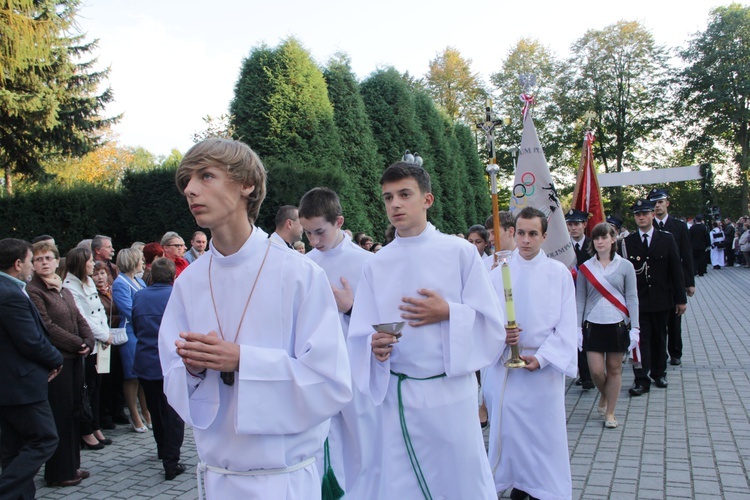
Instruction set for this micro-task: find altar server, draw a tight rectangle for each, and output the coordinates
[159,138,352,499]
[299,186,382,499]
[484,207,577,500]
[348,161,504,499]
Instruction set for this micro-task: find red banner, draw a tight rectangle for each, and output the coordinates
[571,131,605,237]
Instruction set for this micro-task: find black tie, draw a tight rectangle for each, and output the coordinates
[658,221,664,230]
[575,243,580,252]
[643,233,649,248]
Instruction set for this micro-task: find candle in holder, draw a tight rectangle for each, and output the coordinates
[501,261,516,327]
[496,250,526,368]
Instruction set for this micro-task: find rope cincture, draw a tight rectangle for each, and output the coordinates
[322,438,344,500]
[390,369,447,500]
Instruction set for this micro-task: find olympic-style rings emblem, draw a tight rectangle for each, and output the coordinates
[510,172,536,209]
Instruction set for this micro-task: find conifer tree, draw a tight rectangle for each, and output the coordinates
[323,54,386,236]
[361,68,445,229]
[230,38,346,228]
[0,0,117,195]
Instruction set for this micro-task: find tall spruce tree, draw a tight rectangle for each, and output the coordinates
[454,123,491,222]
[230,38,347,228]
[323,54,385,236]
[361,67,445,229]
[0,0,117,195]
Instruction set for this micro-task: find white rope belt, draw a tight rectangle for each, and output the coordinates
[197,456,315,499]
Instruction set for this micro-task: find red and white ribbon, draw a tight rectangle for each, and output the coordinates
[578,261,629,318]
[520,93,535,120]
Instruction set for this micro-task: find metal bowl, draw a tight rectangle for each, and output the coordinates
[372,321,405,338]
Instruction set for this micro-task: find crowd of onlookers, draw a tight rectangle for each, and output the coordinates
[0,230,209,492]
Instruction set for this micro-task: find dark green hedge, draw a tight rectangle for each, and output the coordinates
[0,168,209,253]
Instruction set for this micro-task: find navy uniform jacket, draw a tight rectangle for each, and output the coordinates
[0,275,63,406]
[572,236,591,268]
[131,283,173,380]
[657,217,695,287]
[621,230,687,313]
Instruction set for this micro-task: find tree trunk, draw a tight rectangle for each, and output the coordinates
[4,166,12,196]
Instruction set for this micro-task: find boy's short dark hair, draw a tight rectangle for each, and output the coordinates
[380,162,431,194]
[485,211,515,231]
[0,238,32,271]
[515,207,548,234]
[298,187,343,225]
[149,257,176,285]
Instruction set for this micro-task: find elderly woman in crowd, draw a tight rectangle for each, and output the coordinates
[27,242,95,487]
[63,247,113,450]
[160,232,189,278]
[112,248,151,433]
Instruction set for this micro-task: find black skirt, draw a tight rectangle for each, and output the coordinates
[584,321,629,353]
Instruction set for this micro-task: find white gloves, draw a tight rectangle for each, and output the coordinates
[628,328,640,353]
[577,327,583,352]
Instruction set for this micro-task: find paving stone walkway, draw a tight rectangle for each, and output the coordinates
[35,266,750,499]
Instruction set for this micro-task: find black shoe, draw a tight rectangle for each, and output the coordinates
[81,439,105,450]
[655,377,668,388]
[47,476,82,487]
[575,378,583,386]
[97,437,113,445]
[582,380,595,390]
[165,463,186,481]
[629,383,650,396]
[670,358,682,366]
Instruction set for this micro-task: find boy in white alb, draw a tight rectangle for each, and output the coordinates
[347,162,505,499]
[158,139,352,499]
[298,187,382,499]
[484,207,577,500]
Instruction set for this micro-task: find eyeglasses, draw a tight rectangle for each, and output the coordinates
[164,243,186,248]
[34,256,57,263]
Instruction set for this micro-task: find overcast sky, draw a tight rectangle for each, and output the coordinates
[77,0,727,157]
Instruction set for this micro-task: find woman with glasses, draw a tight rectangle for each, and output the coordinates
[160,232,189,278]
[27,242,95,487]
[112,248,151,433]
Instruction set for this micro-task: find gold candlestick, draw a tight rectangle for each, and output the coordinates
[497,250,527,368]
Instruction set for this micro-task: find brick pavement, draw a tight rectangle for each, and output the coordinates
[34,266,750,499]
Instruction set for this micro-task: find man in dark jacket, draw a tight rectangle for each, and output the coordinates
[566,208,594,390]
[723,218,736,267]
[132,257,185,481]
[648,188,695,366]
[689,215,711,276]
[0,238,63,499]
[621,201,687,396]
